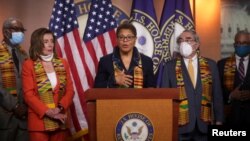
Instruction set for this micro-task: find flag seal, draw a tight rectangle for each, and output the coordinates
[161,10,195,58]
[130,9,164,73]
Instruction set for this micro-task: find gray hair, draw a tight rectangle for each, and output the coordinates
[182,29,200,43]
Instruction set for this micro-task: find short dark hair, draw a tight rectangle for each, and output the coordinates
[234,30,249,41]
[116,22,137,37]
[2,17,25,34]
[29,28,58,61]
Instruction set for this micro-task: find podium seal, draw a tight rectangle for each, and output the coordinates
[115,113,154,141]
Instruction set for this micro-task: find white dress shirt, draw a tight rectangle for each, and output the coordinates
[47,72,57,90]
[183,54,198,86]
[235,55,249,76]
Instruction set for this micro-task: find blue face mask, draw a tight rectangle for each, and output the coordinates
[9,32,24,45]
[235,45,250,57]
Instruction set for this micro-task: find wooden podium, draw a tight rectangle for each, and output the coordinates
[85,88,179,141]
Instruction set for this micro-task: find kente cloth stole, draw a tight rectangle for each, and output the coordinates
[176,57,212,126]
[223,55,236,91]
[34,59,66,131]
[113,55,143,88]
[0,43,17,94]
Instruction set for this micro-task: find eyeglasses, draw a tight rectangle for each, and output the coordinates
[117,35,135,41]
[177,39,195,44]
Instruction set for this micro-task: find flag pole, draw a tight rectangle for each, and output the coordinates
[193,0,196,26]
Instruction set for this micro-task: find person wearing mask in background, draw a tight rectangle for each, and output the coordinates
[0,17,28,141]
[161,30,223,141]
[217,30,250,127]
[94,22,155,88]
[22,28,74,141]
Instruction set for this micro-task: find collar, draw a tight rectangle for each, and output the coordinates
[235,54,249,61]
[112,47,140,66]
[183,54,198,62]
[2,41,20,51]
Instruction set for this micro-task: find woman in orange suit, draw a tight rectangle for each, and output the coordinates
[22,28,74,141]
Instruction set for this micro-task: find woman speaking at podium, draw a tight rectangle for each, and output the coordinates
[94,22,155,88]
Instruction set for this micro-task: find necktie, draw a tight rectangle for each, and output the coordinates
[11,48,19,72]
[188,59,195,87]
[238,57,245,82]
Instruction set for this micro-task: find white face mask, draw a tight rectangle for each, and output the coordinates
[179,42,193,58]
[40,53,54,62]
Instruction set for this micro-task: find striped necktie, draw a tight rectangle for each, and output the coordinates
[238,57,245,83]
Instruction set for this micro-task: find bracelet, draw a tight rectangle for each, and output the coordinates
[57,105,64,112]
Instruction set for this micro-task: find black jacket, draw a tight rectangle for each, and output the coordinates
[94,47,156,88]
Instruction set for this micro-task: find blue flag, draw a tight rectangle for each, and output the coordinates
[160,0,194,60]
[129,0,164,74]
[157,0,195,87]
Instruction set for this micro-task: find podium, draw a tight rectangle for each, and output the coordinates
[85,88,179,141]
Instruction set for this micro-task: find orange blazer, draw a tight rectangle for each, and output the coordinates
[22,58,74,131]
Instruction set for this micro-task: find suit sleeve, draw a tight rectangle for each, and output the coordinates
[211,61,224,122]
[58,59,74,110]
[160,62,172,88]
[144,57,156,88]
[94,57,116,88]
[22,60,49,118]
[0,87,17,111]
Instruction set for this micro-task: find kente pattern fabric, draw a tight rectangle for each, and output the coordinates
[223,55,236,91]
[113,48,143,88]
[0,42,17,94]
[176,56,212,126]
[34,58,66,131]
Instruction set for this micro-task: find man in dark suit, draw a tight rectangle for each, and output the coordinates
[0,17,28,141]
[217,30,250,127]
[161,30,223,141]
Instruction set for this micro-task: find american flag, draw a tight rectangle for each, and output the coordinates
[83,0,117,78]
[49,0,117,136]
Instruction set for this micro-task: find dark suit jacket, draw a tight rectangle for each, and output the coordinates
[217,56,250,103]
[161,57,223,134]
[217,56,250,125]
[0,43,27,129]
[94,47,156,88]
